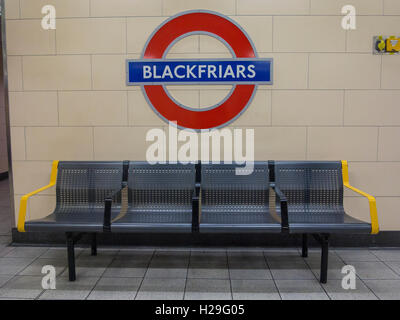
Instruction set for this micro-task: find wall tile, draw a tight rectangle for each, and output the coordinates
[23,55,92,90]
[20,0,90,18]
[344,90,400,125]
[7,56,23,91]
[9,92,58,126]
[309,54,381,89]
[348,162,400,196]
[384,0,400,15]
[251,127,307,160]
[311,0,383,15]
[12,161,55,195]
[10,127,25,161]
[307,127,378,161]
[347,16,400,53]
[25,127,93,160]
[91,0,162,17]
[237,0,310,15]
[272,90,343,126]
[128,90,166,126]
[260,53,308,89]
[232,16,272,53]
[4,0,20,19]
[378,127,400,161]
[6,20,55,55]
[56,18,126,54]
[199,89,231,108]
[127,17,177,54]
[382,56,400,89]
[232,90,271,126]
[163,0,236,16]
[274,16,346,52]
[58,91,128,126]
[94,127,158,160]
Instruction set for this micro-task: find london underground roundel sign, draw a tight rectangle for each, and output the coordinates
[126,11,273,130]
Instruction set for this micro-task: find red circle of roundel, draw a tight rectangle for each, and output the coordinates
[142,11,256,130]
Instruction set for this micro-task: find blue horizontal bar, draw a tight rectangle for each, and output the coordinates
[127,59,273,85]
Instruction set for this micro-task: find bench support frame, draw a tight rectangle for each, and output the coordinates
[312,233,330,284]
[66,232,85,281]
[302,234,308,258]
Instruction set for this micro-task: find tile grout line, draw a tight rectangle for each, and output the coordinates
[226,250,233,300]
[85,251,119,300]
[134,249,155,300]
[182,250,191,300]
[262,251,282,300]
[335,250,381,300]
[301,251,331,300]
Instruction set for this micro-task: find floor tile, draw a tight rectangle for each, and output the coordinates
[275,280,329,300]
[345,261,400,280]
[231,279,280,300]
[307,259,347,280]
[385,261,400,276]
[19,258,67,276]
[0,246,15,257]
[322,279,377,300]
[0,276,43,299]
[79,248,119,259]
[136,278,185,300]
[363,280,400,300]
[0,257,36,276]
[39,277,99,300]
[0,236,11,245]
[269,260,316,280]
[334,249,379,262]
[40,247,83,259]
[184,279,231,300]
[188,253,229,279]
[103,259,148,278]
[228,258,272,280]
[371,250,400,261]
[4,246,47,259]
[0,275,13,288]
[116,249,154,261]
[146,253,189,279]
[60,258,111,278]
[86,277,141,300]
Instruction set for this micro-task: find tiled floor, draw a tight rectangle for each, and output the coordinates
[0,179,400,300]
[0,246,399,300]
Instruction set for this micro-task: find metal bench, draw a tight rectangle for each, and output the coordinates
[272,160,379,282]
[198,162,285,233]
[18,160,378,283]
[104,162,197,233]
[17,161,125,280]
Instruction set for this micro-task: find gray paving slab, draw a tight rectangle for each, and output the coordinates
[136,278,185,300]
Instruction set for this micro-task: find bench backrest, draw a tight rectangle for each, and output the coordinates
[274,161,344,213]
[128,162,196,211]
[201,163,270,212]
[56,161,124,212]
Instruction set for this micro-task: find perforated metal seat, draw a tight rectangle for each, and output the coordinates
[110,162,196,233]
[200,163,281,233]
[274,161,371,234]
[25,162,124,232]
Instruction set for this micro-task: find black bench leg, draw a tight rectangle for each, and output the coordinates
[91,233,97,256]
[320,234,329,284]
[302,234,308,258]
[66,232,76,281]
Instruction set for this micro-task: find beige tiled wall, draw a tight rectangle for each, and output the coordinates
[5,0,400,230]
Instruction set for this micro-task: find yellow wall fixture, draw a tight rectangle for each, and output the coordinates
[17,160,59,232]
[341,160,379,234]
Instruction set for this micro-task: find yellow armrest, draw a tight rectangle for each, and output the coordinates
[341,160,379,235]
[17,160,59,232]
